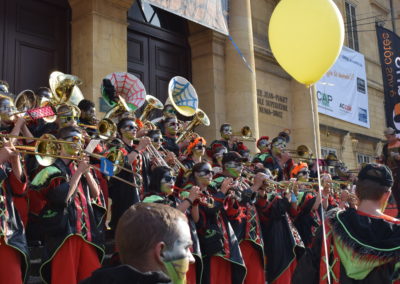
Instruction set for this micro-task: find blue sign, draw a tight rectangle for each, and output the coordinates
[100,158,114,177]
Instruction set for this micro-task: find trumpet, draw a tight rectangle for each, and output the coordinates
[146,143,169,168]
[173,186,214,208]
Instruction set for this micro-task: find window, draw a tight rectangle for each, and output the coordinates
[357,153,372,165]
[345,2,359,51]
[321,147,337,159]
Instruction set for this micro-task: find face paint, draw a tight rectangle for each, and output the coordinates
[151,134,163,149]
[195,164,213,186]
[166,119,178,135]
[258,139,270,152]
[272,139,286,155]
[221,126,232,140]
[214,148,227,162]
[162,219,194,284]
[297,169,310,182]
[160,171,176,195]
[0,99,15,124]
[62,134,83,156]
[192,144,205,156]
[224,161,243,178]
[121,122,138,141]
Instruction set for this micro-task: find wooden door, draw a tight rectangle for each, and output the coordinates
[0,0,70,94]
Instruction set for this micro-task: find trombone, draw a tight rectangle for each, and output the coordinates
[0,134,141,187]
[231,126,256,142]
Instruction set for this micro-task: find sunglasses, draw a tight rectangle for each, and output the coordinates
[197,170,214,176]
[167,122,178,127]
[194,145,206,150]
[162,176,176,182]
[152,138,164,143]
[60,116,78,122]
[123,124,138,131]
[298,170,310,175]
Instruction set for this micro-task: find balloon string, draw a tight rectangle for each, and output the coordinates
[309,85,331,284]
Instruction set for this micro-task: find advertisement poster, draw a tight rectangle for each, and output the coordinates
[317,46,369,128]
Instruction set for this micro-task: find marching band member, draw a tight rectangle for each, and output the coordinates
[252,136,271,168]
[208,144,227,175]
[210,123,240,152]
[78,99,97,137]
[161,116,180,156]
[108,117,151,233]
[217,152,265,284]
[291,163,322,248]
[143,166,202,284]
[263,136,294,181]
[0,143,29,284]
[30,126,104,284]
[293,163,400,283]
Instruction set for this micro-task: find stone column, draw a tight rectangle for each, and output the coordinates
[68,0,134,112]
[188,25,226,143]
[291,81,321,157]
[225,0,258,152]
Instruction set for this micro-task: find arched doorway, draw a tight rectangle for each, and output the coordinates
[0,0,70,94]
[127,1,191,107]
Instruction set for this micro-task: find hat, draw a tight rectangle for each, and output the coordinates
[222,151,248,164]
[358,163,393,187]
[384,127,396,135]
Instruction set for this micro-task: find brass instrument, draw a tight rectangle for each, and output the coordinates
[160,145,188,173]
[49,71,83,104]
[15,90,37,112]
[286,145,313,161]
[173,186,214,208]
[1,134,140,187]
[146,143,169,168]
[231,126,256,142]
[176,109,210,144]
[97,118,117,140]
[139,95,163,122]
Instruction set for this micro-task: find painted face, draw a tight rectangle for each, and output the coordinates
[194,164,214,186]
[221,125,232,140]
[165,118,178,136]
[271,138,286,155]
[62,133,83,156]
[192,143,205,156]
[151,133,163,149]
[297,168,310,182]
[164,106,176,118]
[224,161,243,178]
[0,99,15,124]
[59,115,78,128]
[160,171,176,195]
[81,107,96,121]
[258,139,270,152]
[162,218,194,284]
[120,121,138,141]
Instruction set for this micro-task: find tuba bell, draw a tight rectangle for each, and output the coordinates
[15,90,37,112]
[176,108,210,144]
[231,126,256,142]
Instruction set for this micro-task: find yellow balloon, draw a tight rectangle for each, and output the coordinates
[268,0,344,86]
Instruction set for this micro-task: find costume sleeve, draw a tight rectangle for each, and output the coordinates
[8,171,27,196]
[44,178,70,207]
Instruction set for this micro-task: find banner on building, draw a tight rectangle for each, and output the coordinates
[376,25,400,134]
[141,0,229,35]
[316,46,369,128]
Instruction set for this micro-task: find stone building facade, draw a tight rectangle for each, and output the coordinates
[1,0,399,169]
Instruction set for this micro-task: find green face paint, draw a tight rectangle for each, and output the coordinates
[161,219,194,284]
[226,167,241,178]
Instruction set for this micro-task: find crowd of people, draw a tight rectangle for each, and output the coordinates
[0,76,400,284]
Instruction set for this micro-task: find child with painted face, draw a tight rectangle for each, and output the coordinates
[210,144,227,174]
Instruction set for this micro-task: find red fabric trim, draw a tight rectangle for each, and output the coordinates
[8,171,27,196]
[0,237,23,284]
[356,210,400,224]
[240,241,265,284]
[209,256,232,284]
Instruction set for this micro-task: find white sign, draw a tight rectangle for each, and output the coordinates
[317,46,369,128]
